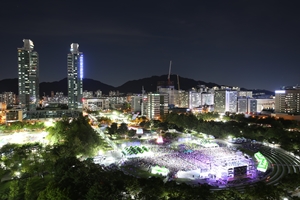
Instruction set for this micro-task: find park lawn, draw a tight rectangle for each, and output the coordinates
[120,165,164,179]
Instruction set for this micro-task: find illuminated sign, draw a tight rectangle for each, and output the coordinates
[275,90,285,94]
[254,152,268,172]
[80,55,83,80]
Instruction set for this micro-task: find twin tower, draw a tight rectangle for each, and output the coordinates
[17,39,83,111]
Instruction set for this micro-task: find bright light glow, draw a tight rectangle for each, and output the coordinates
[275,90,285,94]
[15,171,21,177]
[122,145,149,156]
[98,150,103,155]
[80,55,83,80]
[151,165,169,176]
[44,119,54,127]
[254,152,268,172]
[156,136,163,144]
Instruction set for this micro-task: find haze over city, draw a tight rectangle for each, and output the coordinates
[1,0,300,91]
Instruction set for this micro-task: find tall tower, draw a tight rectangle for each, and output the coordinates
[214,90,237,113]
[17,39,39,110]
[67,43,83,109]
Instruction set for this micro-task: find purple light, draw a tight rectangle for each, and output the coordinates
[80,55,83,80]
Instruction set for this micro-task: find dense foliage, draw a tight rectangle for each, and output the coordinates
[1,112,300,199]
[0,121,45,132]
[163,113,300,156]
[46,115,102,157]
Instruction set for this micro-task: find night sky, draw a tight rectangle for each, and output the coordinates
[1,0,300,91]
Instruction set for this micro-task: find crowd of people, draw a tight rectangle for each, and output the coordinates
[120,142,253,179]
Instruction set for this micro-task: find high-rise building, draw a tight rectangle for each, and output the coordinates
[67,43,83,109]
[174,90,189,108]
[157,81,175,106]
[247,99,257,114]
[201,92,214,106]
[146,93,169,119]
[17,39,39,110]
[275,87,300,114]
[188,91,202,109]
[214,90,237,113]
[0,92,17,106]
[131,95,142,113]
[188,90,214,110]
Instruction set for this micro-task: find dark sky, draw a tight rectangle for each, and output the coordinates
[1,0,300,91]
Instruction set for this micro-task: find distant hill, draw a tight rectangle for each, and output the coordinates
[0,75,274,96]
[0,78,116,96]
[40,78,116,96]
[116,74,220,93]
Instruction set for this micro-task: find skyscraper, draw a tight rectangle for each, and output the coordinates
[146,93,169,119]
[67,43,83,109]
[214,90,237,113]
[275,87,300,114]
[17,39,39,110]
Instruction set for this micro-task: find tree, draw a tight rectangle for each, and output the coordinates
[8,180,21,200]
[24,176,49,200]
[46,118,70,144]
[46,115,101,157]
[127,129,136,137]
[118,123,128,135]
[37,181,71,200]
[108,122,118,137]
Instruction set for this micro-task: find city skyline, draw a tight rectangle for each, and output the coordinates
[1,1,300,91]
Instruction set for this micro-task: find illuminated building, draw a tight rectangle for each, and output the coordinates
[188,90,214,110]
[17,39,39,110]
[0,92,17,106]
[131,95,142,113]
[214,90,237,113]
[237,98,247,113]
[256,98,275,112]
[83,91,93,98]
[82,98,109,111]
[157,81,175,106]
[201,92,214,106]
[237,98,257,114]
[95,90,102,97]
[146,93,168,119]
[275,87,300,114]
[238,91,253,98]
[188,91,201,109]
[109,90,120,96]
[174,90,189,108]
[67,43,83,109]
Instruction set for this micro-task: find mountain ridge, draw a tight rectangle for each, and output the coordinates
[0,75,274,96]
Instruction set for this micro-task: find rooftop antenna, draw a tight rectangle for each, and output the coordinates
[168,60,172,85]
